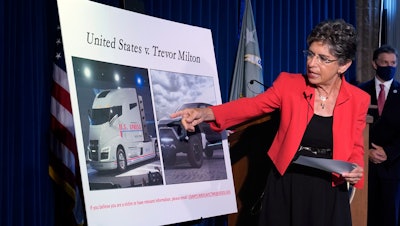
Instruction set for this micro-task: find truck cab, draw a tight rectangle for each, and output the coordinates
[86,88,158,171]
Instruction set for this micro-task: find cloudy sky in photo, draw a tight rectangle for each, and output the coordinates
[150,70,218,120]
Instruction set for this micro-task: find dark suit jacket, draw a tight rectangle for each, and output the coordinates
[210,72,370,188]
[358,79,400,179]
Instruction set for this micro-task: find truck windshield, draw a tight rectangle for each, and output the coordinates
[90,106,122,125]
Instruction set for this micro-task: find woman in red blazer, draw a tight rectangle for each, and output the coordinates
[171,19,370,226]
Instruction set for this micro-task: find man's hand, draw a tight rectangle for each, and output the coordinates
[369,143,387,164]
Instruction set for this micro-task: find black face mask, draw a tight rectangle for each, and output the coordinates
[376,65,396,81]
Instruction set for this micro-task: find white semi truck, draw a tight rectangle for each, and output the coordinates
[86,88,158,171]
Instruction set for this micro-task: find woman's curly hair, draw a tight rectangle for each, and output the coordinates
[307,19,357,65]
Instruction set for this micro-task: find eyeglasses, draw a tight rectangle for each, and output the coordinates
[303,50,338,65]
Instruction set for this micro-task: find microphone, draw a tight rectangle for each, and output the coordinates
[303,91,313,99]
[249,79,269,89]
[303,91,313,123]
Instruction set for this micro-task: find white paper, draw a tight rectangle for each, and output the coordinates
[57,0,237,225]
[293,155,357,174]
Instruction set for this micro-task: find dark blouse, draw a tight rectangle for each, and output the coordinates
[299,114,333,158]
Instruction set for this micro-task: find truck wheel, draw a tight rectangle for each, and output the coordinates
[187,134,203,168]
[204,147,214,159]
[162,148,176,167]
[116,147,127,172]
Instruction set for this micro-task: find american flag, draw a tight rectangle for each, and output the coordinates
[49,24,85,226]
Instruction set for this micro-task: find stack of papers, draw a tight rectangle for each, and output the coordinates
[293,155,357,174]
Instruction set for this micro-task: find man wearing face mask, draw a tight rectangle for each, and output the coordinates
[358,45,400,226]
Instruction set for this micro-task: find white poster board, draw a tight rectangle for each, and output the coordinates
[57,0,237,225]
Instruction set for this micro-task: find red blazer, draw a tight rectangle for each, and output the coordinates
[210,72,370,188]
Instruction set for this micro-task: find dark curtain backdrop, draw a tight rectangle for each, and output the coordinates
[0,0,355,225]
[143,0,357,102]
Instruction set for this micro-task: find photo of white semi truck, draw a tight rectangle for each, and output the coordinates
[86,88,158,172]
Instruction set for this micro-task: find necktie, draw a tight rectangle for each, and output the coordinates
[378,83,385,115]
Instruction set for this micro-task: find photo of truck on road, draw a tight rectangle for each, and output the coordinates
[86,88,158,172]
[158,102,223,168]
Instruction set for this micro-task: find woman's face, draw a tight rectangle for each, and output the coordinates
[305,41,351,86]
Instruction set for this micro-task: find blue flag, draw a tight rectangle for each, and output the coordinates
[229,0,264,101]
